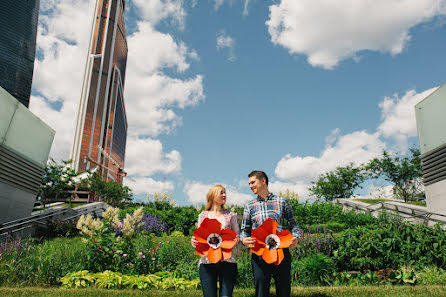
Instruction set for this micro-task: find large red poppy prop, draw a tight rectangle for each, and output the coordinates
[193,218,237,263]
[251,218,293,265]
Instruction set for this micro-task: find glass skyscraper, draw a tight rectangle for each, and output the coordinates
[71,0,128,183]
[0,0,40,107]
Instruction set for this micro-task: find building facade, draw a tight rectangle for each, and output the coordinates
[415,82,446,214]
[0,0,40,108]
[71,0,128,183]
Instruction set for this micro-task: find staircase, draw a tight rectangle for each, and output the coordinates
[0,202,110,240]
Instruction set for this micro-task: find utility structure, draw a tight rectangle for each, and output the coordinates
[71,0,128,184]
[415,82,446,214]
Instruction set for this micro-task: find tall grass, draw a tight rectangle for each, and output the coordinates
[0,237,87,287]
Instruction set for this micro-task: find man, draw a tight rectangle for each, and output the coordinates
[240,170,299,297]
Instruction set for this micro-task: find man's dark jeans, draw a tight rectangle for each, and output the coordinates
[199,261,238,297]
[251,248,291,297]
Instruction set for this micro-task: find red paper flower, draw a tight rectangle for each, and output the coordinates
[251,218,293,265]
[193,218,237,263]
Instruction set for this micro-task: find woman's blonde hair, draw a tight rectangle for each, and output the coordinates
[205,184,226,211]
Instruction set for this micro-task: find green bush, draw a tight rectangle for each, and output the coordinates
[417,266,446,285]
[291,253,335,286]
[0,237,87,287]
[334,222,446,271]
[121,204,199,235]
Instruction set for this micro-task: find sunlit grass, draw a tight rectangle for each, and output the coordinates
[1,286,446,297]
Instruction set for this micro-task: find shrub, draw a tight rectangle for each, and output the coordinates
[0,237,87,287]
[292,253,335,286]
[333,222,446,271]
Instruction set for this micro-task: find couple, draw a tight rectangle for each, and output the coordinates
[191,170,300,297]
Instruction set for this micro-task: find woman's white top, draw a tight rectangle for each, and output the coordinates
[197,210,239,265]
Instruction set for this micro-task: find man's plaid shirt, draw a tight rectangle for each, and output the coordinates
[240,193,300,241]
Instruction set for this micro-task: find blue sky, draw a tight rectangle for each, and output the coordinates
[30,0,446,206]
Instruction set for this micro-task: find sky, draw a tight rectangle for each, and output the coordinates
[30,0,446,206]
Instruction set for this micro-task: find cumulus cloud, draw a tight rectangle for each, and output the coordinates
[268,181,310,199]
[124,176,174,197]
[132,0,186,29]
[30,0,94,160]
[125,137,181,177]
[272,86,437,199]
[184,181,252,206]
[377,87,437,150]
[216,31,236,62]
[30,0,205,198]
[276,130,385,183]
[266,0,446,69]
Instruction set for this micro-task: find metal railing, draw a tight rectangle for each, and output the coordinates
[333,199,446,226]
[0,202,110,240]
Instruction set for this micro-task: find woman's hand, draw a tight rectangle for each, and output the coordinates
[191,236,198,248]
[234,236,239,245]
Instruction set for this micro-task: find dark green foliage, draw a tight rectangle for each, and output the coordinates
[309,163,367,201]
[291,201,377,229]
[88,172,132,208]
[365,148,423,202]
[291,253,335,286]
[333,222,446,271]
[0,237,87,287]
[35,219,79,239]
[121,204,199,235]
[39,158,79,205]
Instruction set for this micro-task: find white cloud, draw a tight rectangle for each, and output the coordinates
[266,0,446,69]
[377,87,437,150]
[30,0,95,160]
[276,130,385,183]
[216,31,236,62]
[184,181,252,206]
[133,0,186,29]
[243,0,250,16]
[125,137,181,177]
[30,0,205,200]
[124,176,174,196]
[268,180,310,199]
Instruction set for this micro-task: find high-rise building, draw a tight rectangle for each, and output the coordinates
[0,0,40,108]
[71,0,128,183]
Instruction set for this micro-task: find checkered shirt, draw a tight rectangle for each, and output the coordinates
[240,193,300,241]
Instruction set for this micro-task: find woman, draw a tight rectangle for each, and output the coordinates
[191,184,239,297]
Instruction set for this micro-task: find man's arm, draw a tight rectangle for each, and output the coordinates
[239,204,251,241]
[283,198,300,248]
[240,203,256,247]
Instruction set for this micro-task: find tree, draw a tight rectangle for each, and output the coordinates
[309,163,367,201]
[365,148,423,202]
[39,158,78,207]
[88,172,132,207]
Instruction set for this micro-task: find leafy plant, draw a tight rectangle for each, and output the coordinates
[365,148,423,202]
[60,270,200,290]
[292,253,335,286]
[309,163,367,201]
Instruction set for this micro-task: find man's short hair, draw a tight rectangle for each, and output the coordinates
[248,170,269,185]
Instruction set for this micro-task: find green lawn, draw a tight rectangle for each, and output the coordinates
[2,286,446,297]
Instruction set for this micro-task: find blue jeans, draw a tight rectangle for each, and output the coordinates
[199,261,238,297]
[251,248,291,297]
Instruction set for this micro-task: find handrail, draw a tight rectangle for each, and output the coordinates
[0,202,110,239]
[333,199,446,225]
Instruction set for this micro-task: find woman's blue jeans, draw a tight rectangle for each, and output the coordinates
[199,261,238,297]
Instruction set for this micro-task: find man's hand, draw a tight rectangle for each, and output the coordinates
[242,237,256,248]
[191,235,198,248]
[289,237,298,249]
